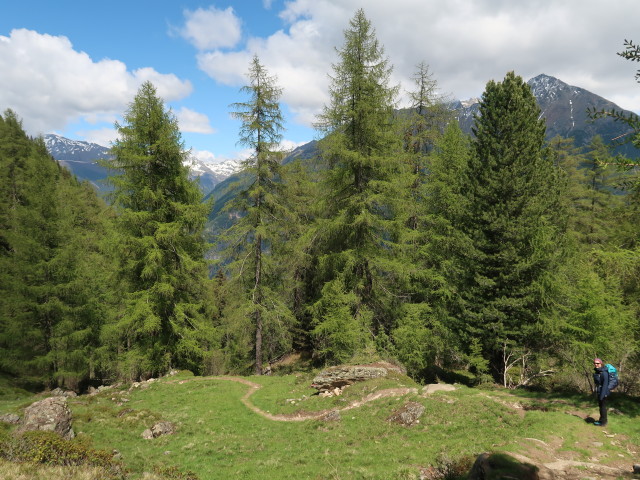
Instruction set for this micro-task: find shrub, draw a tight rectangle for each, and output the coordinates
[1,430,125,478]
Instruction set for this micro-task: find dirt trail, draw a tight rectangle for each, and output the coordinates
[174,375,417,421]
[167,376,636,478]
[186,377,418,422]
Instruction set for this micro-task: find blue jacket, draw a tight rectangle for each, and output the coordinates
[594,366,610,400]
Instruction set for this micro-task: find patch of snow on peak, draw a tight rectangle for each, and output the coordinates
[460,97,479,108]
[527,74,567,100]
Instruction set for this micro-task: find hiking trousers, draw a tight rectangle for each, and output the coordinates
[598,396,608,425]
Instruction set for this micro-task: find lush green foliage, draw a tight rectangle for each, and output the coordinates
[102,82,214,380]
[460,72,565,370]
[308,9,405,361]
[0,430,123,477]
[0,111,118,390]
[1,13,640,392]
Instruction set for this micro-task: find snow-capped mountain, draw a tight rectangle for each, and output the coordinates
[43,134,241,195]
[184,156,241,195]
[454,74,638,158]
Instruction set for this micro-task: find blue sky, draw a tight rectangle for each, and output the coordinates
[2,1,640,164]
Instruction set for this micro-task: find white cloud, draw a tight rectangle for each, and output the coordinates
[179,6,242,51]
[191,148,217,165]
[77,127,118,147]
[175,107,215,134]
[280,139,308,152]
[197,49,253,86]
[0,29,193,137]
[193,0,640,126]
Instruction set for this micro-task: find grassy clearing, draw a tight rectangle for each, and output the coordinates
[1,370,639,479]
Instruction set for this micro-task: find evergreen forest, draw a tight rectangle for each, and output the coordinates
[2,10,640,396]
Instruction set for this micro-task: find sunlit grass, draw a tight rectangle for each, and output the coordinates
[1,370,639,479]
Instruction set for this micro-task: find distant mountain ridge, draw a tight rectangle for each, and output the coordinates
[44,134,241,195]
[454,73,638,157]
[45,73,639,199]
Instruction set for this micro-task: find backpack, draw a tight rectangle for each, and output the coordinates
[605,363,619,390]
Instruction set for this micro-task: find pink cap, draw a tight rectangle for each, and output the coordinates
[594,358,603,364]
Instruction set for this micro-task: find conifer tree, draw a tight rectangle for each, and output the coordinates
[463,72,564,372]
[221,56,296,374]
[311,9,402,361]
[398,62,452,233]
[393,122,474,375]
[0,110,59,386]
[0,110,117,388]
[575,136,624,245]
[104,82,213,380]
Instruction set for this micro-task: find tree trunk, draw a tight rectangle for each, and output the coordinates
[254,233,263,375]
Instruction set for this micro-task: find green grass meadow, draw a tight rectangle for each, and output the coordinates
[1,370,639,479]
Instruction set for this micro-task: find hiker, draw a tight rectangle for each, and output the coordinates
[593,358,610,426]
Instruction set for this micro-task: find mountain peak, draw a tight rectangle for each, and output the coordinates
[526,74,571,100]
[44,134,241,195]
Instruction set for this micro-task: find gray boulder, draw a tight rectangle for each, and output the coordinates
[17,396,74,440]
[0,413,20,424]
[311,362,403,392]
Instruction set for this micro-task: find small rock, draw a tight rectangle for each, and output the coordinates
[322,410,341,422]
[151,421,176,437]
[387,401,425,427]
[311,362,402,392]
[468,453,539,480]
[142,421,177,439]
[50,388,77,397]
[0,413,20,424]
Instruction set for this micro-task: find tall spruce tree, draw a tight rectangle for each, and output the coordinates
[463,72,564,373]
[222,56,296,375]
[310,9,402,362]
[104,81,213,380]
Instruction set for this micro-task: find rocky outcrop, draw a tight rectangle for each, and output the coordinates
[311,362,403,392]
[17,396,74,440]
[387,401,424,427]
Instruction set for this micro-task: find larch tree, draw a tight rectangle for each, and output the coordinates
[222,55,296,375]
[104,81,213,380]
[310,9,403,362]
[463,71,565,374]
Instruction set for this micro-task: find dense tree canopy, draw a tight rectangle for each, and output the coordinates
[1,17,640,393]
